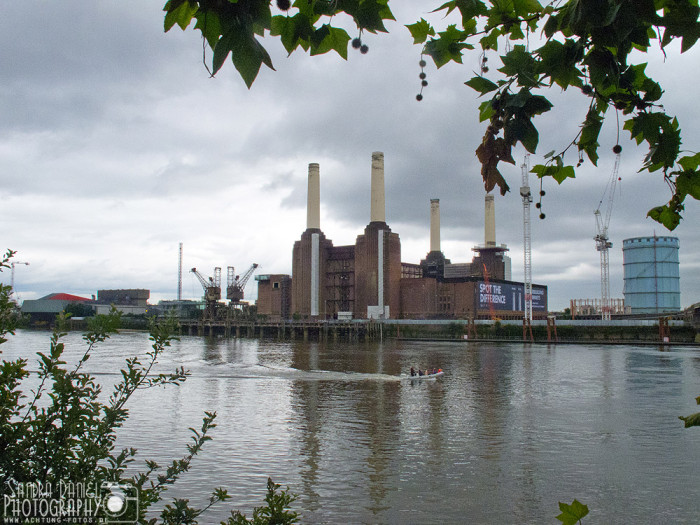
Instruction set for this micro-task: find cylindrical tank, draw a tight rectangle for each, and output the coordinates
[623,236,680,314]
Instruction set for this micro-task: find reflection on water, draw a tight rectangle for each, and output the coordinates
[3,331,699,523]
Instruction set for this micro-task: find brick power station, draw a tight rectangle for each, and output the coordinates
[256,152,547,321]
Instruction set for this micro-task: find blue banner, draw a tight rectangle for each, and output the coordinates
[477,282,547,311]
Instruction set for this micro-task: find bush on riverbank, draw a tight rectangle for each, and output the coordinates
[0,250,299,524]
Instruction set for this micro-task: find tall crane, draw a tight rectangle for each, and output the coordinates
[519,157,533,339]
[227,263,259,304]
[10,261,30,299]
[191,266,221,320]
[594,152,621,321]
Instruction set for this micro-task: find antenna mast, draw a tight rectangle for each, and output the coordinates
[178,242,183,301]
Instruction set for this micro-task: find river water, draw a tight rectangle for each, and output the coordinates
[3,330,699,523]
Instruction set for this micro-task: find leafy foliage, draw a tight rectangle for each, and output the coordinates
[223,478,299,525]
[164,0,393,87]
[0,250,19,344]
[64,301,96,318]
[163,0,700,229]
[556,498,589,524]
[0,251,299,524]
[679,395,700,428]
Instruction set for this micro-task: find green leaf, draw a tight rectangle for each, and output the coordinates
[353,0,396,34]
[213,23,275,88]
[478,100,495,122]
[556,499,589,525]
[465,76,499,95]
[164,0,198,32]
[232,36,275,88]
[531,161,576,183]
[455,0,489,21]
[433,1,458,16]
[424,25,470,68]
[641,77,663,102]
[310,25,350,58]
[513,0,543,18]
[679,412,700,428]
[522,94,553,116]
[624,113,681,171]
[647,205,682,230]
[624,112,664,145]
[659,1,700,52]
[499,45,539,88]
[579,109,603,165]
[194,11,222,49]
[675,171,700,201]
[480,29,500,51]
[271,13,314,55]
[212,31,234,76]
[536,39,584,89]
[551,164,575,183]
[504,116,539,153]
[678,152,700,172]
[406,18,435,44]
[584,48,619,89]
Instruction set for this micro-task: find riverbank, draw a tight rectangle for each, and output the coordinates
[35,314,698,345]
[174,317,698,345]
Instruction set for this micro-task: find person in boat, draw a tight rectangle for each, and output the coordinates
[410,367,416,377]
[418,369,424,376]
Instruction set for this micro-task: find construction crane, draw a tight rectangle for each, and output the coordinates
[10,261,30,298]
[519,157,533,339]
[227,263,259,304]
[594,152,621,321]
[190,266,221,320]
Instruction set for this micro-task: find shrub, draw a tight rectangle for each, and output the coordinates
[0,249,298,524]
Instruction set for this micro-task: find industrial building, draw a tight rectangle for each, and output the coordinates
[255,274,292,319]
[623,235,680,314]
[21,293,94,322]
[21,289,151,322]
[93,288,150,315]
[257,152,547,320]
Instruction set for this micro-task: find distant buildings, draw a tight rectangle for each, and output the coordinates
[21,293,94,322]
[21,289,150,322]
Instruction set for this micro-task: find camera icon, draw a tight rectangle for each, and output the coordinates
[100,482,139,524]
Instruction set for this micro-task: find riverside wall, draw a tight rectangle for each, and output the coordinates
[176,318,698,345]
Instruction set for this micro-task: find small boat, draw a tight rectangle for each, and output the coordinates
[408,370,444,380]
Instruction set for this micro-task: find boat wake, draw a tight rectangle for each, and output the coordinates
[196,364,403,382]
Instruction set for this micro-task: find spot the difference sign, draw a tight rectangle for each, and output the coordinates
[478,282,547,311]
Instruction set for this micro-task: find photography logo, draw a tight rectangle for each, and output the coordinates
[100,482,139,523]
[2,478,139,524]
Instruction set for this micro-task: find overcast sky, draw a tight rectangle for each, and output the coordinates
[2,1,699,312]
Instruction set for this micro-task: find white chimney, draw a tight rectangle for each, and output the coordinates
[307,163,320,230]
[430,198,441,252]
[370,152,385,223]
[485,193,496,246]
